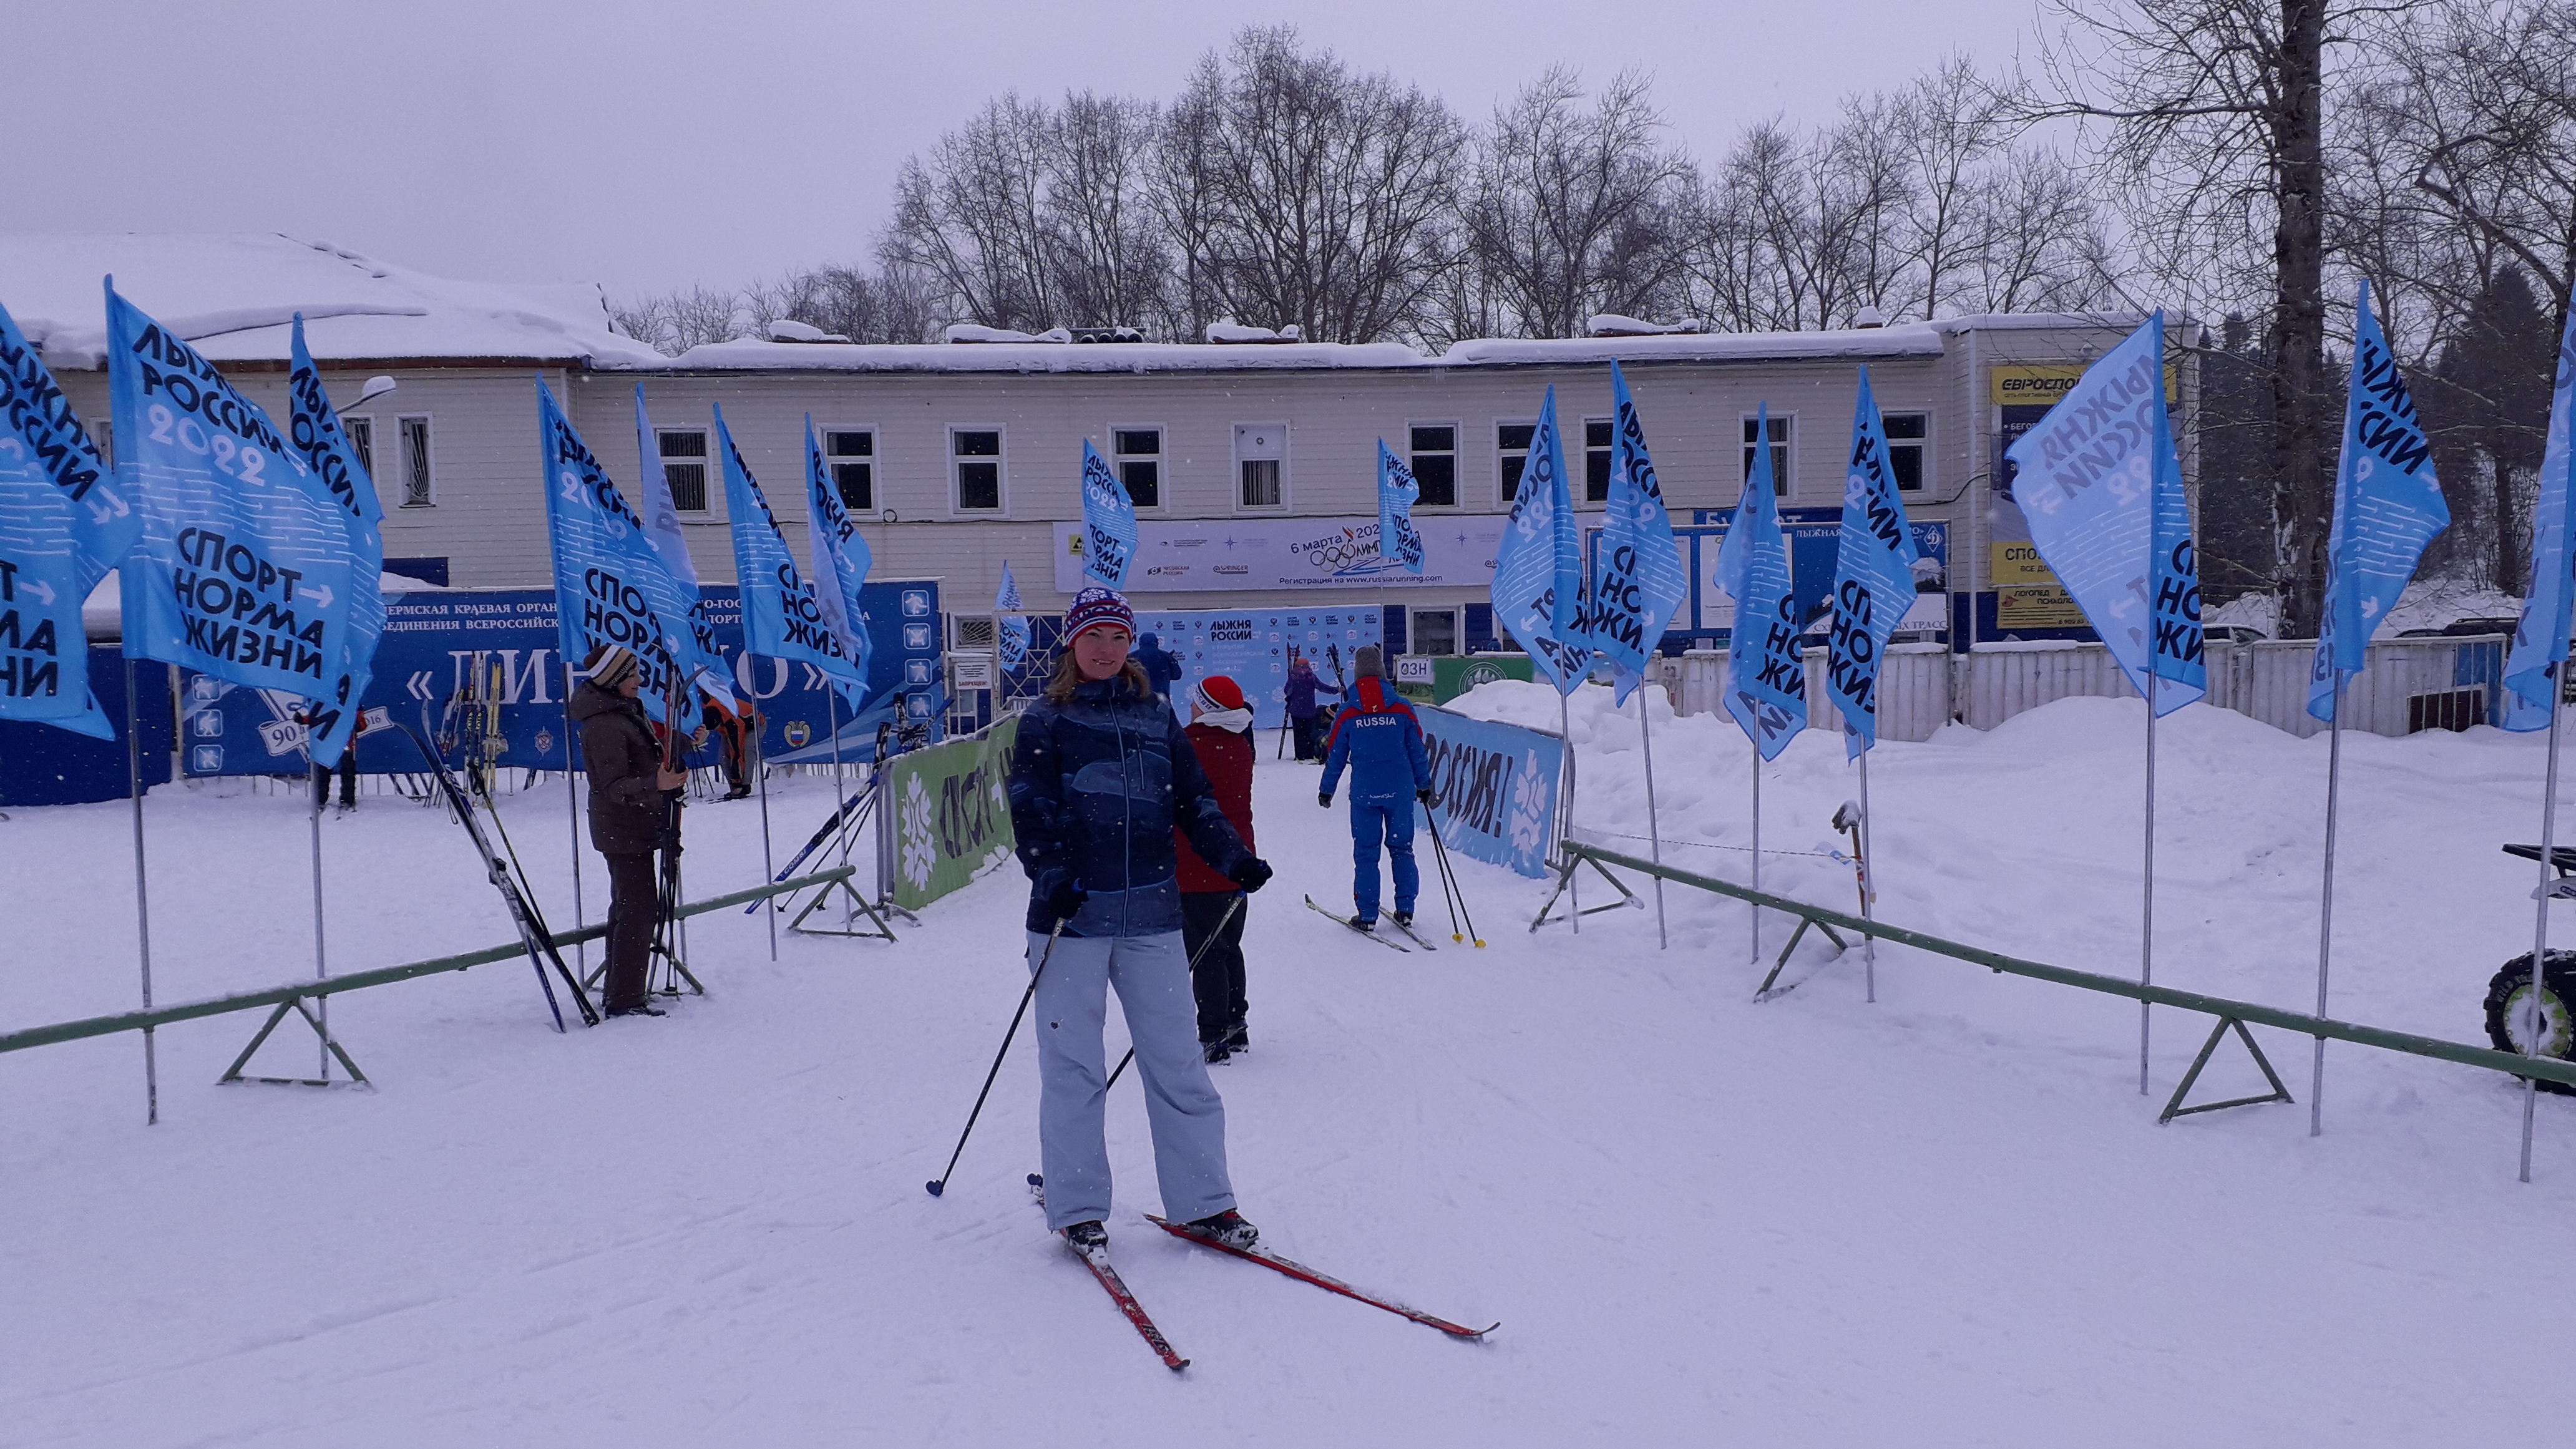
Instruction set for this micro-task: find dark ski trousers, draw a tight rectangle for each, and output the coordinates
[1182,890,1248,1045]
[1292,713,1327,761]
[1350,800,1418,922]
[310,754,357,809]
[602,851,657,1010]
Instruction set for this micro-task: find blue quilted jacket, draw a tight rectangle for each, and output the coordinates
[1008,673,1249,936]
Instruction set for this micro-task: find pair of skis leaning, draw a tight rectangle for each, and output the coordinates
[1032,1173,1495,1370]
[1305,894,1439,952]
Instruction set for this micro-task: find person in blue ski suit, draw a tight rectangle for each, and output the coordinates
[1132,631,1184,709]
[1318,645,1433,929]
[1007,587,1273,1256]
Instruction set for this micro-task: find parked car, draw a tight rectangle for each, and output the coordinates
[2441,617,2521,638]
[2206,625,2268,645]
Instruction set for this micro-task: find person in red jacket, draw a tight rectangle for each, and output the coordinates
[1174,673,1257,1062]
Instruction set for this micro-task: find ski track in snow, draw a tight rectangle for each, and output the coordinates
[5,684,2572,1445]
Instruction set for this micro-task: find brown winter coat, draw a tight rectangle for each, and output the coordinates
[570,681,669,855]
[1174,720,1254,894]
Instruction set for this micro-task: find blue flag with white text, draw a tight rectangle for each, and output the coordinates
[0,300,138,738]
[1376,441,1425,573]
[633,388,733,703]
[1592,363,1689,705]
[1080,439,1137,588]
[1490,385,1591,691]
[2504,299,2576,731]
[109,281,354,709]
[2308,281,2449,723]
[285,316,386,768]
[717,404,867,701]
[537,377,715,724]
[804,416,874,706]
[1715,402,1804,760]
[1827,367,1920,757]
[2003,313,2206,716]
[996,561,1029,670]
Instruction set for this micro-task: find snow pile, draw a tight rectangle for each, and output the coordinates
[1204,319,1305,344]
[1586,314,1704,337]
[7,694,2575,1442]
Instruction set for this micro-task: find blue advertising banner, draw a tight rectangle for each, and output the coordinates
[1712,402,1805,761]
[1375,441,1425,573]
[718,405,867,700]
[1414,702,1564,879]
[1827,366,1920,756]
[108,282,354,710]
[2505,298,2576,730]
[1131,605,1385,730]
[178,581,943,776]
[1080,438,1139,587]
[286,316,386,767]
[1591,361,1687,705]
[1491,385,1591,691]
[0,300,138,738]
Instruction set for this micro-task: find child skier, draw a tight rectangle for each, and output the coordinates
[1317,645,1433,933]
[1174,674,1257,1063]
[1007,587,1275,1257]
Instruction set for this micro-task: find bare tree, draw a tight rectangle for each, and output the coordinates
[609,285,747,356]
[1463,67,1695,337]
[1161,26,1469,344]
[879,92,1060,333]
[2012,0,2421,637]
[1900,56,2016,320]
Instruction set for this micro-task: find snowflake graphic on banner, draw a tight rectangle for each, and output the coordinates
[900,773,938,890]
[1508,750,1550,870]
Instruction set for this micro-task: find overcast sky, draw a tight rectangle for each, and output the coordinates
[16,1,2050,305]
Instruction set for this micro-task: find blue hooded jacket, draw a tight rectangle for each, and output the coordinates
[1008,670,1249,936]
[1320,676,1432,804]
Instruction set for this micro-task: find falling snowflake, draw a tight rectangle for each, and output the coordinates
[899,772,938,890]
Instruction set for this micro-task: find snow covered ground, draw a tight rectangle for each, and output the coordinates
[8,684,2575,1445]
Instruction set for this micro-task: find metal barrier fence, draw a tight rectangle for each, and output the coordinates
[0,867,857,1081]
[1656,635,2505,742]
[1558,842,2576,1120]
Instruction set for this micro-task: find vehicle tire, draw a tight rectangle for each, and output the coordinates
[2482,949,2576,1095]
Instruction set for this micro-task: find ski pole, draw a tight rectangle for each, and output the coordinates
[1424,811,1483,947]
[1427,801,1465,945]
[927,920,1064,1197]
[1105,892,1246,1089]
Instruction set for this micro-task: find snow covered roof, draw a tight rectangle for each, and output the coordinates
[651,323,1959,376]
[3,232,670,370]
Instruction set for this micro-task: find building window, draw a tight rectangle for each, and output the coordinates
[1884,411,1928,492]
[1412,607,1459,656]
[1113,427,1161,508]
[1742,413,1792,497]
[1234,422,1285,508]
[90,419,114,469]
[343,416,373,479]
[1584,417,1614,502]
[399,416,434,507]
[1498,420,1536,499]
[1408,424,1456,507]
[658,429,708,511]
[952,428,1003,511]
[827,429,874,510]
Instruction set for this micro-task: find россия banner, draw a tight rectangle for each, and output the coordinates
[1413,702,1563,879]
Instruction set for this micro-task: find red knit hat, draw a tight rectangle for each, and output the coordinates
[1191,675,1247,713]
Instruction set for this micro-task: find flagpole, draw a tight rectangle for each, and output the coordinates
[1858,743,1877,1003]
[125,659,158,1125]
[2142,667,2159,1096]
[830,690,849,929]
[562,666,586,978]
[310,778,329,1083]
[1561,691,1579,935]
[757,705,778,962]
[1750,753,1762,968]
[1638,684,1667,949]
[2310,673,2349,1136]
[2521,671,2564,1181]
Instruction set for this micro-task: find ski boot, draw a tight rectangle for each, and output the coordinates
[1185,1209,1258,1251]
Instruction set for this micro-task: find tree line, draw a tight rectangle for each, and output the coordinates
[614,7,2576,630]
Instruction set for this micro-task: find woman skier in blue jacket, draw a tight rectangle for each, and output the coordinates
[1007,587,1274,1257]
[1319,645,1434,933]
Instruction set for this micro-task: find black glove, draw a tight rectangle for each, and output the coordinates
[1229,857,1274,893]
[1045,879,1088,922]
[1318,793,1334,808]
[1416,788,1435,806]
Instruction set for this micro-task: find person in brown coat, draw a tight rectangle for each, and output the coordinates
[1174,673,1257,1061]
[568,643,688,1017]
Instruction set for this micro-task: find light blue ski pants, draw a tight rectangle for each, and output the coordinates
[1028,929,1236,1232]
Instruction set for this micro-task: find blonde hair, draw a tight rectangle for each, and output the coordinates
[1043,648,1153,703]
